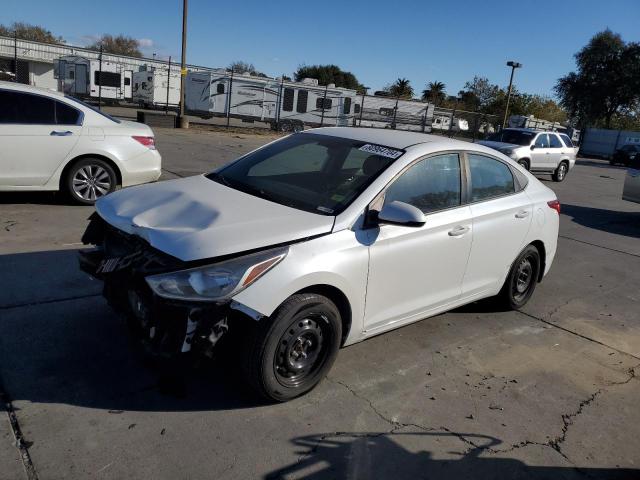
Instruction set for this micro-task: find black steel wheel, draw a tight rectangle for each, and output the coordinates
[497,244,541,310]
[241,293,342,402]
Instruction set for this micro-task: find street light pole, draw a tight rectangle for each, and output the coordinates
[502,60,522,130]
[178,0,189,128]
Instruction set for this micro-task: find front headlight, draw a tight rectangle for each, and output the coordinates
[145,246,288,302]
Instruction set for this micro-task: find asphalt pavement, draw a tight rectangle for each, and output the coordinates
[1,127,639,479]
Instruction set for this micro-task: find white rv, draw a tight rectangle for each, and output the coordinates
[54,55,132,102]
[357,95,434,132]
[509,114,580,143]
[431,114,469,132]
[185,72,358,131]
[132,68,181,108]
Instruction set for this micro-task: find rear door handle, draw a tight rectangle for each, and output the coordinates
[448,225,469,237]
[515,210,530,219]
[50,130,73,136]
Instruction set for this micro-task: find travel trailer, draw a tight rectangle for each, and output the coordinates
[132,67,181,108]
[357,95,435,132]
[509,115,580,143]
[431,114,469,132]
[185,72,359,131]
[54,55,132,101]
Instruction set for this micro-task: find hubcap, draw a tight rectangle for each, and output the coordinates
[513,256,534,299]
[558,164,566,179]
[274,314,329,387]
[73,165,111,201]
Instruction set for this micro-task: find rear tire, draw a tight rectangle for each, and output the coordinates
[240,293,342,402]
[496,245,541,310]
[65,158,117,205]
[552,161,569,182]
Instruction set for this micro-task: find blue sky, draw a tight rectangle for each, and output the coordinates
[2,0,639,98]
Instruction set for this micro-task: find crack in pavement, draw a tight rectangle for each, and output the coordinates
[516,310,640,361]
[0,293,102,311]
[1,376,38,480]
[559,235,640,259]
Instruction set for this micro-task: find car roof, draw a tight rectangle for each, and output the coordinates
[304,127,472,150]
[0,80,64,98]
[505,127,561,135]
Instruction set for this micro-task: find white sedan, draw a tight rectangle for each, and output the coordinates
[80,127,559,401]
[0,81,161,204]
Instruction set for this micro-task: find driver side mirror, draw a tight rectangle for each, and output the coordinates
[530,144,536,150]
[378,201,426,227]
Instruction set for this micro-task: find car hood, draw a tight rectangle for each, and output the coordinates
[476,140,523,151]
[95,175,335,262]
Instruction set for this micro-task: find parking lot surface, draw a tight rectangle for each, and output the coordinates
[1,128,639,479]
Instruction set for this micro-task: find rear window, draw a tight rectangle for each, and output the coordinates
[559,134,574,148]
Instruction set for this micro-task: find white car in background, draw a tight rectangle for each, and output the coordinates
[477,128,577,182]
[80,127,560,402]
[0,81,161,204]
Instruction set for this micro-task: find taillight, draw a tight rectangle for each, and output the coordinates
[132,136,156,149]
[547,199,561,214]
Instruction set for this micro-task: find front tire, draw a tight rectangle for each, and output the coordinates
[517,159,530,171]
[552,161,569,182]
[496,245,541,310]
[65,158,117,205]
[241,293,342,402]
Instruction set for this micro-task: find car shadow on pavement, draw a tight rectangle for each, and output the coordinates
[576,159,625,170]
[0,248,265,414]
[266,431,638,480]
[0,191,75,206]
[562,204,640,239]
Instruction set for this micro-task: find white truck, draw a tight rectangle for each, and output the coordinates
[132,68,181,108]
[185,72,358,131]
[54,55,132,102]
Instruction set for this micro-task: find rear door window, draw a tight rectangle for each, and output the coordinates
[468,154,515,202]
[549,134,563,148]
[55,101,82,125]
[0,90,55,124]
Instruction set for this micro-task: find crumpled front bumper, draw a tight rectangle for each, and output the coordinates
[79,214,231,359]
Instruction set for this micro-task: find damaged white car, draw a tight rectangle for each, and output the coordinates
[80,127,559,402]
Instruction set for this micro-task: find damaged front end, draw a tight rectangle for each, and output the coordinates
[79,213,280,361]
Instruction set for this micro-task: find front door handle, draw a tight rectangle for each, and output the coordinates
[448,225,469,237]
[515,210,530,219]
[50,130,73,136]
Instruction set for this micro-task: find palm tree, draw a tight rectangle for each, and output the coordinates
[388,78,414,99]
[422,81,446,105]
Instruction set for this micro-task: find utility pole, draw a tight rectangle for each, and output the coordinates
[320,84,328,127]
[178,0,189,128]
[358,87,369,127]
[13,30,17,82]
[98,45,103,110]
[166,56,172,113]
[502,60,522,130]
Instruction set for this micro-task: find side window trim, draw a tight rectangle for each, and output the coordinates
[463,151,522,204]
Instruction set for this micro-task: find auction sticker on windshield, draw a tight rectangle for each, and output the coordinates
[359,144,404,159]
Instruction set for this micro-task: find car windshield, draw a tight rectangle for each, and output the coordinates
[63,95,121,123]
[487,130,535,146]
[207,133,403,215]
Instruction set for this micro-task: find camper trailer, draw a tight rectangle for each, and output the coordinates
[431,113,469,132]
[54,55,132,101]
[132,67,181,108]
[185,72,359,131]
[358,95,435,132]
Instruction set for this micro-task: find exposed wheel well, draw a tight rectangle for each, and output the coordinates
[295,285,352,346]
[530,240,546,282]
[59,154,122,190]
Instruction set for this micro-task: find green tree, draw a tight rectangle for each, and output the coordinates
[386,78,414,99]
[87,34,142,57]
[294,64,364,91]
[0,21,64,43]
[229,61,267,77]
[421,81,446,104]
[555,29,640,128]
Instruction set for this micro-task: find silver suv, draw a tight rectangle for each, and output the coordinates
[477,128,577,182]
